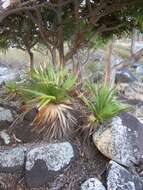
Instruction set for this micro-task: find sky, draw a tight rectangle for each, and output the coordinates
[1,0,10,9]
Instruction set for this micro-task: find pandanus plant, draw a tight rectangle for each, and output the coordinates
[20,65,78,139]
[81,82,129,136]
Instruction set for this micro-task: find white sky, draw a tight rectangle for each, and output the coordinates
[1,0,10,9]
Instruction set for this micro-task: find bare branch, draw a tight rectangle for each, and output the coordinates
[113,48,143,70]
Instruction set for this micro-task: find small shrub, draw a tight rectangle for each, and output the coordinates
[20,66,78,139]
[81,82,129,135]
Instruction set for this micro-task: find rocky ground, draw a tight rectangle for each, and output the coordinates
[0,86,143,189]
[1,43,143,189]
[0,95,109,190]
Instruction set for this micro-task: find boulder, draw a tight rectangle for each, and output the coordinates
[115,68,136,83]
[107,161,143,190]
[81,178,106,190]
[0,66,20,85]
[0,107,14,123]
[93,113,143,167]
[25,142,75,188]
[0,130,11,145]
[0,146,26,173]
[132,62,143,78]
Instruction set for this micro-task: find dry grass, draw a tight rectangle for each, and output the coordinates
[114,43,130,60]
[32,103,77,139]
[0,48,49,69]
[114,40,143,63]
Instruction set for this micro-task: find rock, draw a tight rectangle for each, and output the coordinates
[131,63,140,69]
[0,146,26,173]
[132,62,143,77]
[93,113,143,167]
[0,67,9,76]
[0,107,14,122]
[136,66,143,75]
[0,66,19,85]
[115,68,136,83]
[25,142,75,188]
[132,104,143,124]
[81,178,106,190]
[0,130,11,145]
[0,73,16,85]
[107,161,143,190]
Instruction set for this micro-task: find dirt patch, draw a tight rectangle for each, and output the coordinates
[12,120,41,143]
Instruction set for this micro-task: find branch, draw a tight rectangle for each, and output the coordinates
[85,1,136,25]
[113,48,143,70]
[26,9,58,48]
[64,23,123,63]
[0,0,73,23]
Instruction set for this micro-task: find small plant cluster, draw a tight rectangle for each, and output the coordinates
[81,82,129,136]
[7,65,129,139]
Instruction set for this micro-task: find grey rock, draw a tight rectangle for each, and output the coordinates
[136,67,143,75]
[0,146,25,173]
[0,107,14,122]
[93,113,143,167]
[115,68,136,83]
[107,161,143,190]
[0,66,20,84]
[0,130,11,145]
[0,67,9,76]
[132,62,143,78]
[0,73,16,84]
[25,142,75,188]
[0,65,25,85]
[81,178,106,190]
